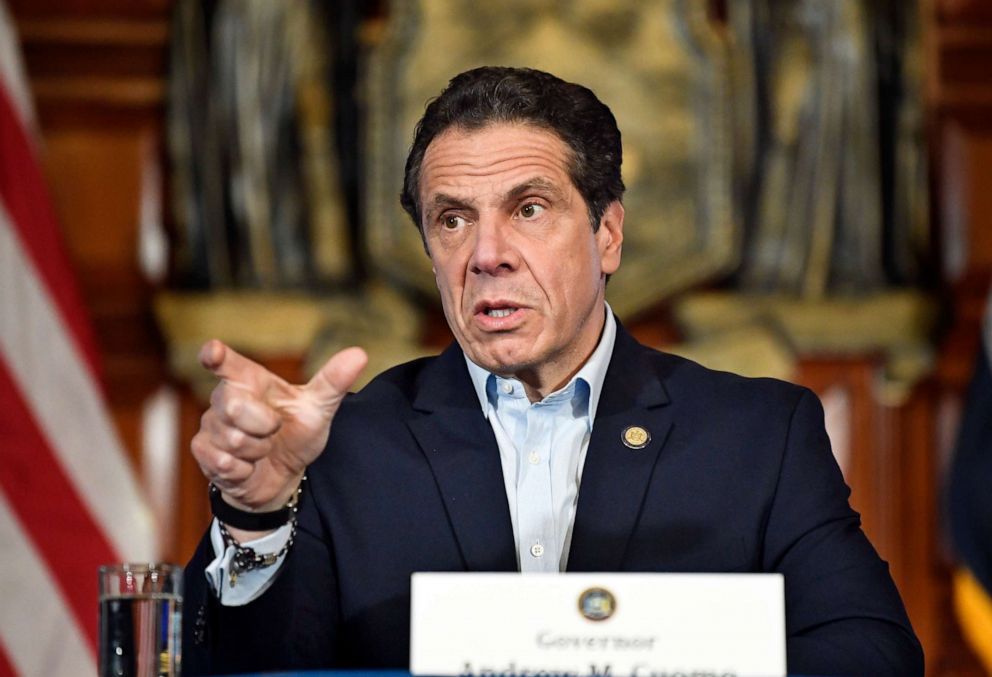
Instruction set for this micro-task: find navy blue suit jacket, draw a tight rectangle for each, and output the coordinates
[184,324,923,676]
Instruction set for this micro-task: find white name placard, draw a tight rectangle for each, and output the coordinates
[410,573,785,677]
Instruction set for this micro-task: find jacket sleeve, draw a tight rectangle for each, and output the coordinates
[182,489,340,675]
[765,389,924,676]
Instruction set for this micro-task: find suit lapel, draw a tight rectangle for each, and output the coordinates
[567,325,674,572]
[408,344,517,572]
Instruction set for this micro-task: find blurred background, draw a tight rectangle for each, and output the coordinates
[1,0,991,675]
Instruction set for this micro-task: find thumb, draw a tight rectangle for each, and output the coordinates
[305,346,368,406]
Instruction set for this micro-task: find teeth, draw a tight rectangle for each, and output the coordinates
[486,308,516,318]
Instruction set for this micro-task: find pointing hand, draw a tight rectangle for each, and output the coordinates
[191,340,367,514]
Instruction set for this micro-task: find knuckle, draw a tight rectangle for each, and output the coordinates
[215,453,232,472]
[225,397,243,420]
[226,428,245,449]
[190,433,208,459]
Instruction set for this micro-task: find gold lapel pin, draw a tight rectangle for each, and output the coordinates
[622,425,651,450]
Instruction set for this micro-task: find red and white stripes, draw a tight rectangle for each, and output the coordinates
[0,3,157,674]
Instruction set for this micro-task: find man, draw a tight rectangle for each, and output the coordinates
[184,67,923,676]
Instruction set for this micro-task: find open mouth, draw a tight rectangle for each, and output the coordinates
[485,307,517,318]
[474,301,524,325]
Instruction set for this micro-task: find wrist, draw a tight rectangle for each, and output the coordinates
[213,481,304,589]
[209,474,306,532]
[222,474,305,513]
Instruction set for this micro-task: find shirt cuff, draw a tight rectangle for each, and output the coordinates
[204,518,292,606]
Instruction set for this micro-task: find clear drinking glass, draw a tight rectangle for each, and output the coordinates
[98,563,182,677]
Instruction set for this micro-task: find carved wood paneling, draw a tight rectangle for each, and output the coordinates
[794,358,939,653]
[939,0,992,22]
[7,0,169,18]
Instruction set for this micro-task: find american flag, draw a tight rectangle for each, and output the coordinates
[0,3,157,674]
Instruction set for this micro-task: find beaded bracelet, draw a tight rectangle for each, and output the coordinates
[208,477,302,531]
[214,476,306,588]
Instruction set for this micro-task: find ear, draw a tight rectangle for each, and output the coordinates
[596,201,624,276]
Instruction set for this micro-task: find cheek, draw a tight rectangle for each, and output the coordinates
[432,262,466,310]
[552,246,598,290]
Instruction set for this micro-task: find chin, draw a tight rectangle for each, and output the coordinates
[464,333,545,372]
[470,351,528,376]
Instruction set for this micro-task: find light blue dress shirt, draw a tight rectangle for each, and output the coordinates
[464,305,616,572]
[208,305,617,601]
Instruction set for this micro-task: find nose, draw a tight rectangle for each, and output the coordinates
[469,216,518,276]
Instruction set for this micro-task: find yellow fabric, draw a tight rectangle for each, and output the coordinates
[954,568,992,674]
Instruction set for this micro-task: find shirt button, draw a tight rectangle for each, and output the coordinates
[528,451,540,465]
[501,382,513,395]
[530,543,545,558]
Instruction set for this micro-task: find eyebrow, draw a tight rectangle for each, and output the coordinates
[505,178,567,203]
[425,193,472,222]
[423,177,569,223]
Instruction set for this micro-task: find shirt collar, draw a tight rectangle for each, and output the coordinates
[464,302,617,423]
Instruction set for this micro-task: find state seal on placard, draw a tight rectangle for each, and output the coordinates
[578,587,616,622]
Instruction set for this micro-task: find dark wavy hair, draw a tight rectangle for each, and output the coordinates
[400,66,625,233]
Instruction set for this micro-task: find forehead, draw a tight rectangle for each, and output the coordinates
[419,123,575,199]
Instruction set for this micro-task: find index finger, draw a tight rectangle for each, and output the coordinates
[198,339,268,386]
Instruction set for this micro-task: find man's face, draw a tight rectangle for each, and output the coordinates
[419,123,623,399]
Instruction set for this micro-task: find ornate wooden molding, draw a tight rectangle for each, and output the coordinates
[13,13,170,116]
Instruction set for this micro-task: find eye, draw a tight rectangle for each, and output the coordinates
[441,214,466,230]
[519,203,545,219]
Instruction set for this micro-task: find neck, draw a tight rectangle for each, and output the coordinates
[516,308,607,402]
